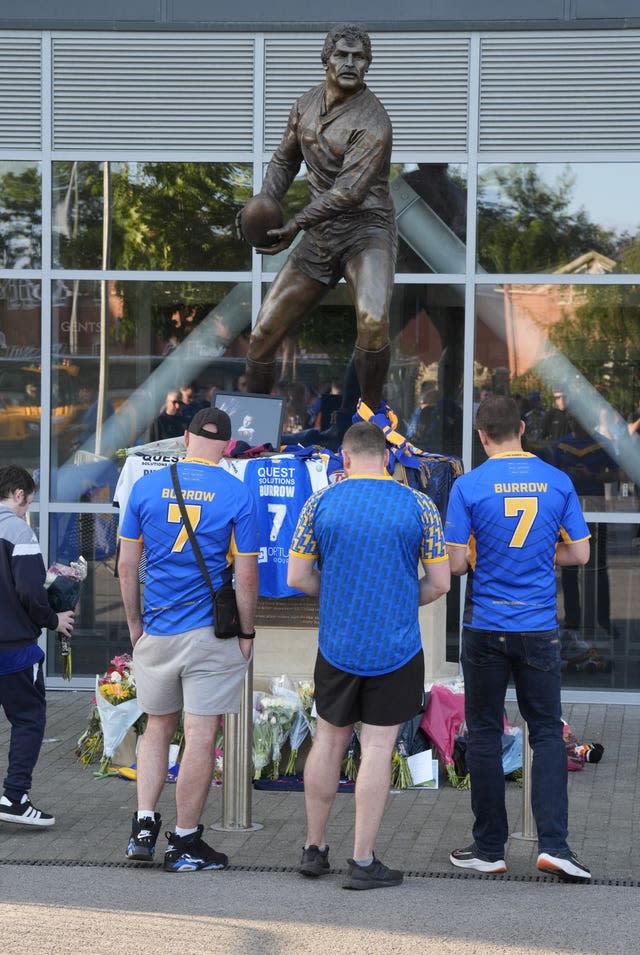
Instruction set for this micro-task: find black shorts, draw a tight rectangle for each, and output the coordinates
[313,649,425,727]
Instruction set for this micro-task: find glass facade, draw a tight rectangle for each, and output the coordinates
[1,32,639,697]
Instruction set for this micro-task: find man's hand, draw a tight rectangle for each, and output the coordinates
[238,637,253,661]
[55,610,75,638]
[129,620,144,648]
[255,218,300,255]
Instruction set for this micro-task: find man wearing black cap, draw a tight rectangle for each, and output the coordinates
[118,408,260,872]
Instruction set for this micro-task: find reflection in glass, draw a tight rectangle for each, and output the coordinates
[0,161,41,269]
[476,163,640,274]
[50,279,252,502]
[259,280,464,459]
[559,522,640,691]
[52,161,253,271]
[262,163,467,275]
[389,284,464,458]
[0,280,42,473]
[46,512,129,679]
[391,163,467,274]
[473,282,640,509]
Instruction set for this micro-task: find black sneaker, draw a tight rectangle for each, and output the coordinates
[537,850,591,882]
[343,855,403,890]
[450,844,507,873]
[0,793,55,827]
[585,743,604,764]
[126,812,162,862]
[299,844,330,878]
[163,825,229,873]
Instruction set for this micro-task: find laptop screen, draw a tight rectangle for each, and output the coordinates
[212,391,286,449]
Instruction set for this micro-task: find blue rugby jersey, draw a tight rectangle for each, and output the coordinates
[243,457,313,599]
[445,452,590,632]
[119,457,260,635]
[289,475,447,676]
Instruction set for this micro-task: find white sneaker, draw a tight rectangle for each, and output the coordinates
[537,850,591,881]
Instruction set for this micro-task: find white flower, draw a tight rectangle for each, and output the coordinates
[110,672,122,683]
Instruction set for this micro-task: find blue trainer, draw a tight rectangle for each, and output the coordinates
[126,812,161,862]
[163,825,229,873]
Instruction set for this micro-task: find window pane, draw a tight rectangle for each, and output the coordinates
[477,163,639,274]
[474,282,640,513]
[46,513,129,679]
[52,162,253,271]
[392,163,467,274]
[50,279,252,502]
[262,163,467,276]
[0,161,41,269]
[390,283,464,458]
[559,522,640,692]
[260,280,464,458]
[0,280,42,473]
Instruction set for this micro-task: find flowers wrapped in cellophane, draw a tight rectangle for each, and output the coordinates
[252,712,273,781]
[342,723,361,781]
[259,693,297,780]
[44,556,88,680]
[391,738,413,790]
[284,680,315,776]
[95,653,143,774]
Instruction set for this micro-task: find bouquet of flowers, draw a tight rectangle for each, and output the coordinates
[298,680,316,739]
[252,701,273,781]
[213,724,225,786]
[260,694,298,780]
[391,739,413,790]
[342,723,361,781]
[45,556,87,680]
[94,653,144,774]
[75,706,104,766]
[284,680,315,776]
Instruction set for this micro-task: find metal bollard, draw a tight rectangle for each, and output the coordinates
[211,657,263,832]
[511,722,537,842]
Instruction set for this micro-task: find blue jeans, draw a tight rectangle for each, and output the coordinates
[461,628,568,860]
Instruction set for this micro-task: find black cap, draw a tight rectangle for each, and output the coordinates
[188,408,232,441]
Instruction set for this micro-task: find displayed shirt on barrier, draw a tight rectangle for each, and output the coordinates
[114,450,327,599]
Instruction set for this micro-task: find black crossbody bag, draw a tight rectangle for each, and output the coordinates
[170,463,240,638]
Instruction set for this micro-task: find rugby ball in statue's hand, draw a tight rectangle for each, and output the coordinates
[239,194,284,248]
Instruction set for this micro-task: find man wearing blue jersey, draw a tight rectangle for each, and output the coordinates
[118,408,260,873]
[288,422,450,889]
[445,395,591,881]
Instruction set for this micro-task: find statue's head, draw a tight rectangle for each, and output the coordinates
[321,24,372,67]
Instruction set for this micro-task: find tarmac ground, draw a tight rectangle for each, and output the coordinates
[0,692,639,954]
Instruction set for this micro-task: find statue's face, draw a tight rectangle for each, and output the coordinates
[325,37,369,95]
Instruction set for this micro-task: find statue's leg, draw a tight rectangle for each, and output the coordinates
[344,247,394,410]
[246,259,326,394]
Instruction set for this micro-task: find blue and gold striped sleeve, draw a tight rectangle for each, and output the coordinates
[289,489,322,560]
[414,490,448,563]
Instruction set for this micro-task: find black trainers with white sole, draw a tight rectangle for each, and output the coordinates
[0,793,55,827]
[537,850,591,882]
